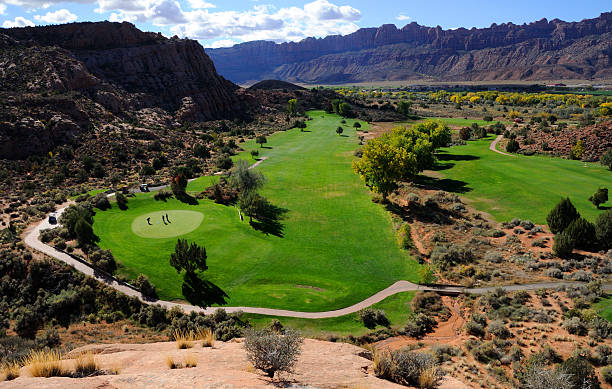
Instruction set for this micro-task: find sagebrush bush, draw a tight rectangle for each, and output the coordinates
[243,328,303,379]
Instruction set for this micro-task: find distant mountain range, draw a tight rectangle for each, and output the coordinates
[207,12,612,85]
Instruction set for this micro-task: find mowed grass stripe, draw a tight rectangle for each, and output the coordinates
[432,135,612,224]
[93,111,419,311]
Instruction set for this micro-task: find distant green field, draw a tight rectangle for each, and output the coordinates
[430,136,612,224]
[594,297,612,322]
[93,111,419,312]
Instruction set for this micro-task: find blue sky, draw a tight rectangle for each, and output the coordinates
[0,0,609,48]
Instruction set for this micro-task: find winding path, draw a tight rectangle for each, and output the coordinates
[23,204,611,319]
[489,134,516,157]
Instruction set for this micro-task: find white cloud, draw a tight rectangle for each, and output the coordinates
[396,14,410,21]
[170,1,361,43]
[2,0,94,10]
[0,4,6,15]
[108,12,137,23]
[34,8,77,23]
[96,0,186,25]
[2,15,34,27]
[208,38,237,48]
[186,0,215,9]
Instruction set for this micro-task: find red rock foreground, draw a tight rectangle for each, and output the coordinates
[2,339,468,388]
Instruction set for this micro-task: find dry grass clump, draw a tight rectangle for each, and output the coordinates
[372,348,443,388]
[166,354,198,369]
[172,329,194,349]
[184,354,198,368]
[1,361,21,381]
[166,355,180,369]
[23,350,69,378]
[197,328,216,347]
[74,351,99,376]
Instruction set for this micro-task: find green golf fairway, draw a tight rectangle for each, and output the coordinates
[93,111,419,311]
[131,210,204,239]
[431,135,612,224]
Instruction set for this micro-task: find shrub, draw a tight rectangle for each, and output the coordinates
[397,223,413,249]
[522,366,572,389]
[430,244,474,267]
[459,127,471,140]
[402,313,437,338]
[506,139,519,153]
[465,321,485,337]
[431,344,460,363]
[135,274,157,298]
[595,210,612,249]
[600,149,612,170]
[484,250,503,263]
[470,341,503,363]
[92,194,111,210]
[373,349,442,387]
[553,233,574,259]
[559,357,601,389]
[602,365,612,384]
[546,198,580,234]
[411,292,450,319]
[589,188,609,208]
[358,308,389,329]
[115,192,128,210]
[243,328,303,378]
[565,217,597,250]
[520,220,534,230]
[0,361,21,381]
[563,316,587,336]
[487,320,511,339]
[172,329,194,349]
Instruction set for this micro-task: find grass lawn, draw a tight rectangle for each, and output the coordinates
[594,296,612,322]
[93,111,419,312]
[428,136,612,224]
[246,291,415,337]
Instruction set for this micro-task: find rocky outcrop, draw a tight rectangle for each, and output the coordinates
[207,12,612,84]
[0,22,248,159]
[4,22,241,120]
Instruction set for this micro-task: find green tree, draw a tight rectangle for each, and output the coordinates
[412,120,452,149]
[506,139,520,153]
[353,122,361,128]
[74,217,95,245]
[256,135,267,148]
[565,217,597,250]
[331,99,342,114]
[60,204,94,237]
[546,197,580,234]
[239,190,266,222]
[397,100,412,116]
[353,127,435,201]
[595,209,612,249]
[600,149,612,170]
[589,187,608,208]
[170,173,187,196]
[170,238,208,276]
[418,265,435,284]
[553,233,574,258]
[336,126,344,135]
[571,140,585,160]
[116,192,128,210]
[338,102,353,117]
[287,98,298,116]
[230,160,265,193]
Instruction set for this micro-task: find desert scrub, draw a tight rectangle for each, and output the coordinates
[373,348,443,388]
[197,328,215,347]
[1,361,21,381]
[73,351,99,377]
[172,329,194,349]
[243,328,303,379]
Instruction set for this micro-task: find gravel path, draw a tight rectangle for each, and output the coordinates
[489,134,516,157]
[23,205,611,318]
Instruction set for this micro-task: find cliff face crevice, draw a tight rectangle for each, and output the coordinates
[207,12,612,84]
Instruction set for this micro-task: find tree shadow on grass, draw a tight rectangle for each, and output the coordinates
[430,161,455,171]
[182,272,229,308]
[413,175,472,194]
[175,192,198,205]
[436,152,479,162]
[250,202,289,238]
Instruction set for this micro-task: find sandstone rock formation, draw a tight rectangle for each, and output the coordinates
[207,12,612,84]
[0,339,469,388]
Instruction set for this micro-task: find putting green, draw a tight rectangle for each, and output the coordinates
[131,210,204,239]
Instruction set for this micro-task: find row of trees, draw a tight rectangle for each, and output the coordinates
[353,120,452,200]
